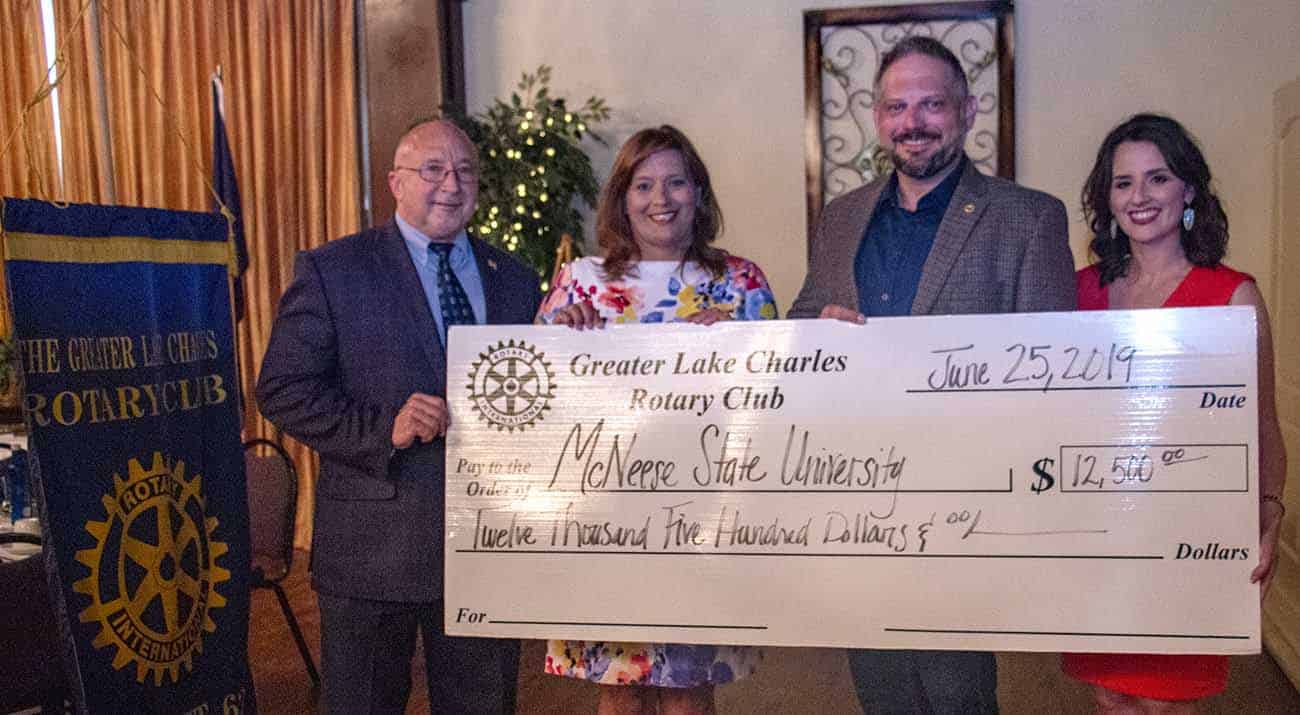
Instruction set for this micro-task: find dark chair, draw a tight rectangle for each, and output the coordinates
[0,532,69,713]
[243,438,320,688]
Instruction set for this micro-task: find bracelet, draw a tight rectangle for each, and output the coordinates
[1262,494,1286,517]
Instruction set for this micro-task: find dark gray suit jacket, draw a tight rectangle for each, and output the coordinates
[790,160,1076,317]
[256,222,540,602]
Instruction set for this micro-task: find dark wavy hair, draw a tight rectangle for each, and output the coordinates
[595,125,725,281]
[1082,113,1228,286]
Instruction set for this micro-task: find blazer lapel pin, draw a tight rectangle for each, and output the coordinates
[487,258,498,270]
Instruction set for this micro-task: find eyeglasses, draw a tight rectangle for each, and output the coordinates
[394,164,479,185]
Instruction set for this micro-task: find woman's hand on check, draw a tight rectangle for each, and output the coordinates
[552,302,605,331]
[687,307,731,325]
[1252,498,1285,599]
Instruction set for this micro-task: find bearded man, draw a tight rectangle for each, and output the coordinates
[789,36,1075,713]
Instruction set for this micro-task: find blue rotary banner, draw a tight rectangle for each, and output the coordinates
[1,198,254,713]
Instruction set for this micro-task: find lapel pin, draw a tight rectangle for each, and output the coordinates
[487,259,498,270]
[963,203,976,214]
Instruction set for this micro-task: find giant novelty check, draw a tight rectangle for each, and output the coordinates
[444,307,1260,654]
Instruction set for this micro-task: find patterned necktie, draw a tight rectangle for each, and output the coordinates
[429,242,475,342]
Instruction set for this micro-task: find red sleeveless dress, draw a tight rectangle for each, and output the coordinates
[1063,262,1253,700]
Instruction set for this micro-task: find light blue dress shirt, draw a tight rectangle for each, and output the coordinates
[395,214,487,344]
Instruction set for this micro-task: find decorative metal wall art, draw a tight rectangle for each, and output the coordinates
[803,1,1015,242]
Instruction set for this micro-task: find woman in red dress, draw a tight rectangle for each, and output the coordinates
[1064,113,1288,712]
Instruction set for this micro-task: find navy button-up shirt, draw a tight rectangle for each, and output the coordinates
[854,158,965,317]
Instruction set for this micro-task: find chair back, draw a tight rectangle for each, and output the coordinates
[243,438,298,582]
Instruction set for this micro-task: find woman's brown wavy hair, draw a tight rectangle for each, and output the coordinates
[1082,113,1228,286]
[596,125,726,281]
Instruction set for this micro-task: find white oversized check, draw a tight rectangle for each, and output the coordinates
[444,307,1260,654]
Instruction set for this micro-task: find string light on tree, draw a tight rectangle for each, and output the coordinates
[448,65,609,280]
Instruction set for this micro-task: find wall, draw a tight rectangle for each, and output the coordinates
[363,0,453,227]
[464,0,1300,307]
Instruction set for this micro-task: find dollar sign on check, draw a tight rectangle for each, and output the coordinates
[1030,457,1056,493]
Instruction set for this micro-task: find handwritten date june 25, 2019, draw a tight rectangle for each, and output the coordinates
[926,342,1136,392]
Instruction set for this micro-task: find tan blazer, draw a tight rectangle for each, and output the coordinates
[790,160,1076,318]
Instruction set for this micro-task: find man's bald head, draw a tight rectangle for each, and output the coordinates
[392,120,476,168]
[388,119,480,242]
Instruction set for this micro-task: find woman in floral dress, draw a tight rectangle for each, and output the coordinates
[538,125,776,714]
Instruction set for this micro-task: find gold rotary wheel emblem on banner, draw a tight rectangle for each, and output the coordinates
[73,452,230,685]
[467,339,556,431]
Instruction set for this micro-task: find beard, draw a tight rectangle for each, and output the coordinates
[887,129,966,180]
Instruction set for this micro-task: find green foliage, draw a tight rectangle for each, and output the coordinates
[448,66,610,283]
[0,337,15,394]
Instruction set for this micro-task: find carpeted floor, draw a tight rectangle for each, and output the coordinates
[248,553,1300,713]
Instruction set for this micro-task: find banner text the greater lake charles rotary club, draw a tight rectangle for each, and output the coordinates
[2,198,254,713]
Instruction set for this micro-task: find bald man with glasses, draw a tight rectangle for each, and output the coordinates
[258,120,539,713]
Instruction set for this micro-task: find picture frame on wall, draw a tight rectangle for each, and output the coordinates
[803,1,1015,245]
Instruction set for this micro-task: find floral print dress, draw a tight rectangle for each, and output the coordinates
[537,254,778,325]
[536,253,776,687]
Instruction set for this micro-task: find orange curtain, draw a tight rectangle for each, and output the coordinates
[53,0,360,549]
[51,0,108,202]
[0,0,60,339]
[0,0,59,199]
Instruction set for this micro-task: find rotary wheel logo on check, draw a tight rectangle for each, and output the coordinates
[467,339,556,431]
[73,452,230,685]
